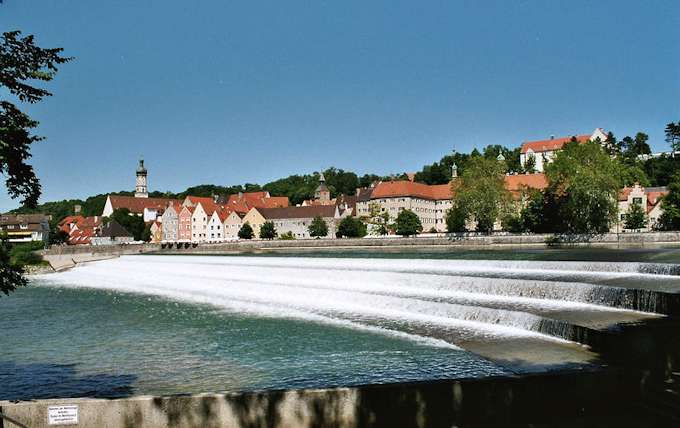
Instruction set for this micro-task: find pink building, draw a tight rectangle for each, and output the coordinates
[178,206,194,242]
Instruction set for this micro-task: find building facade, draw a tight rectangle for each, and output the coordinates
[519,128,608,172]
[614,184,669,232]
[0,214,50,243]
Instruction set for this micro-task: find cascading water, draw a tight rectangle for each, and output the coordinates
[4,253,680,400]
[34,255,678,360]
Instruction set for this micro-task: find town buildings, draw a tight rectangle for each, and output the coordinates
[0,214,50,243]
[615,184,669,232]
[58,215,133,245]
[53,135,663,245]
[519,128,608,172]
[243,205,347,239]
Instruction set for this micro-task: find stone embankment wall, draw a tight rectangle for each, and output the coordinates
[38,244,159,271]
[37,232,680,269]
[0,368,638,428]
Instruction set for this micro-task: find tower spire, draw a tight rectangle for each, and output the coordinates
[135,158,148,198]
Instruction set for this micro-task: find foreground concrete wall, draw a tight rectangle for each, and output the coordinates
[0,369,639,428]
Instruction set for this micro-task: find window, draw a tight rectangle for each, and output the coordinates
[633,197,643,205]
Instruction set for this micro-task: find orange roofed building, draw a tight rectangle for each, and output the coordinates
[355,174,548,233]
[223,191,289,214]
[519,128,608,173]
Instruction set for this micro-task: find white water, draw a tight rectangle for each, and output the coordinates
[35,255,671,358]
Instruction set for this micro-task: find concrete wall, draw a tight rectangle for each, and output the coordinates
[0,368,640,428]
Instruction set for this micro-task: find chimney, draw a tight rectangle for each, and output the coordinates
[213,194,218,203]
[238,191,243,198]
[550,135,555,140]
[74,205,82,215]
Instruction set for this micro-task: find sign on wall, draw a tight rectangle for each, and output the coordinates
[47,405,79,425]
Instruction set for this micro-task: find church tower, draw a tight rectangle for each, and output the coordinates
[135,159,148,198]
[314,172,330,202]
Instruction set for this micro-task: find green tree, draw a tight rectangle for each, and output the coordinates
[450,156,512,233]
[0,235,27,296]
[141,223,152,242]
[1,31,71,207]
[1,31,70,295]
[308,216,329,238]
[49,225,69,245]
[238,222,254,239]
[109,208,144,240]
[445,205,467,232]
[544,140,621,234]
[279,231,295,240]
[337,216,367,238]
[624,201,647,231]
[395,209,423,236]
[259,221,277,240]
[665,121,680,152]
[518,189,546,233]
[621,133,652,160]
[523,154,537,174]
[658,173,680,231]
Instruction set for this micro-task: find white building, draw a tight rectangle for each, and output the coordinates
[519,128,608,172]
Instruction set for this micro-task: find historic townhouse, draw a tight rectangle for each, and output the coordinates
[178,206,194,242]
[355,181,452,232]
[190,202,212,242]
[243,205,345,239]
[519,128,608,172]
[160,202,182,242]
[614,184,669,232]
[223,210,244,240]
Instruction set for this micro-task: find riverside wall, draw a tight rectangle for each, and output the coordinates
[37,231,680,270]
[0,368,642,428]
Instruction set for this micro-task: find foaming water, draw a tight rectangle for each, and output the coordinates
[7,253,676,400]
[34,255,673,364]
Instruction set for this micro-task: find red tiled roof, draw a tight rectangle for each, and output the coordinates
[108,195,180,214]
[504,174,548,192]
[371,181,452,201]
[225,192,289,214]
[520,134,591,154]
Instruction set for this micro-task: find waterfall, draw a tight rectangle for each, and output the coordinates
[34,255,678,364]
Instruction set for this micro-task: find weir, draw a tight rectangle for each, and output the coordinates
[4,254,680,426]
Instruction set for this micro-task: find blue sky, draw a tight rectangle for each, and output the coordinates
[1,1,678,211]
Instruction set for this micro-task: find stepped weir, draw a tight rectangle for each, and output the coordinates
[3,254,680,426]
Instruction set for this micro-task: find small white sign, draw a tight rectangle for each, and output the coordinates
[48,405,79,425]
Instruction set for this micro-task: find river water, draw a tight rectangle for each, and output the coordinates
[2,252,680,400]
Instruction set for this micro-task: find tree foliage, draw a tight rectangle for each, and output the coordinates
[1,31,70,296]
[658,173,680,231]
[238,222,254,239]
[544,140,621,234]
[624,201,647,231]
[337,216,366,238]
[450,156,512,233]
[308,216,329,238]
[395,209,422,236]
[665,121,680,152]
[259,221,277,240]
[1,31,71,207]
[109,208,144,240]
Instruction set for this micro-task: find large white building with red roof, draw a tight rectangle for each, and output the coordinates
[519,128,608,172]
[355,174,550,233]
